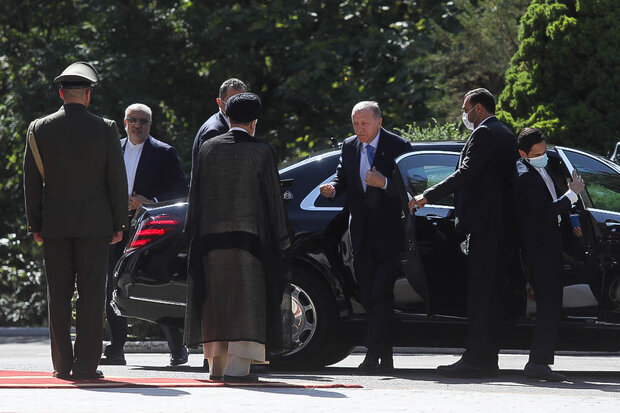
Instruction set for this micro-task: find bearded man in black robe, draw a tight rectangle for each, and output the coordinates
[184,92,291,382]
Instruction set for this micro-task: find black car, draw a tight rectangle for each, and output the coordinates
[112,142,620,369]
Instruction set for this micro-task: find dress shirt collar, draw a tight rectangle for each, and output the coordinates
[219,109,231,127]
[362,129,381,150]
[126,136,147,150]
[474,115,495,131]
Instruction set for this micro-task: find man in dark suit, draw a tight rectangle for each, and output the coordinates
[191,78,247,168]
[99,103,189,367]
[410,88,519,377]
[320,101,411,372]
[23,62,128,379]
[515,128,584,382]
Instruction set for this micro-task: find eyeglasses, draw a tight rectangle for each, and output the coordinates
[126,117,150,125]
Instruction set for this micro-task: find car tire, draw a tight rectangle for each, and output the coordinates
[270,266,353,370]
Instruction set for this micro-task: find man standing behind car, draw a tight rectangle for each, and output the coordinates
[185,93,292,382]
[99,103,190,367]
[23,62,128,380]
[191,78,247,170]
[410,88,519,378]
[190,78,247,370]
[515,128,584,382]
[320,101,412,373]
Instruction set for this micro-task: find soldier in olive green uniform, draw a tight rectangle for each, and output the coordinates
[23,62,128,380]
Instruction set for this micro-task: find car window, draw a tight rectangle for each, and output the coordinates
[563,150,620,213]
[397,153,459,207]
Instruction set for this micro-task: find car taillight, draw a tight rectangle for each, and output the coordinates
[124,214,181,254]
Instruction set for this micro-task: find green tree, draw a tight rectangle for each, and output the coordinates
[425,0,530,120]
[498,0,620,153]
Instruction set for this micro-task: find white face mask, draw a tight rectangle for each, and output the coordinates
[461,106,477,131]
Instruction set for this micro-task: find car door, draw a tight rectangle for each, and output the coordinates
[556,147,620,322]
[394,151,468,317]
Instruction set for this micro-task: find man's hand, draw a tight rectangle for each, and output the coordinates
[129,192,153,210]
[319,183,336,198]
[110,231,123,245]
[364,167,386,189]
[408,194,428,214]
[33,232,43,244]
[568,169,585,194]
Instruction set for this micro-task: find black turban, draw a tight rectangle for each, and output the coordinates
[225,92,262,123]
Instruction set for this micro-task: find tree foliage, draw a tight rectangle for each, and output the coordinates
[425,0,530,120]
[497,0,620,153]
[0,0,465,325]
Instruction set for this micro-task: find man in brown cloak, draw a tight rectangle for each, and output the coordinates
[184,92,291,382]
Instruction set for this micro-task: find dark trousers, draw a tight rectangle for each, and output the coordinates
[104,236,128,357]
[43,236,109,374]
[105,230,185,357]
[354,238,401,357]
[461,231,506,367]
[526,244,563,365]
[160,324,186,356]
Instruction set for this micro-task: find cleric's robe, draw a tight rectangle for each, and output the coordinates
[184,129,291,356]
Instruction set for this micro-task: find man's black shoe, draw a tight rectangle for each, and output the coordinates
[223,373,259,383]
[170,347,189,366]
[524,361,566,382]
[72,370,105,380]
[378,356,394,373]
[437,358,499,378]
[99,356,126,365]
[358,358,380,372]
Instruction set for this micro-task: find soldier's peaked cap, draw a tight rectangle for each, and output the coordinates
[225,92,262,123]
[54,61,99,89]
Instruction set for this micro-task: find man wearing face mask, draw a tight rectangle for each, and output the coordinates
[409,88,519,377]
[515,128,584,382]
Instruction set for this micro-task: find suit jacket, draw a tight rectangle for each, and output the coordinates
[424,117,518,236]
[121,135,188,202]
[24,103,128,237]
[191,111,228,168]
[330,127,412,255]
[515,157,572,262]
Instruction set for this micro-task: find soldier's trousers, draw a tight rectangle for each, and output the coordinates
[43,236,109,374]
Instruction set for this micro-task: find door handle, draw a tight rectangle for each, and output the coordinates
[425,214,443,221]
[605,220,620,227]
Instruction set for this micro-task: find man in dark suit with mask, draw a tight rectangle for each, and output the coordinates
[100,103,189,367]
[515,127,584,382]
[410,88,519,377]
[320,101,411,372]
[24,62,128,380]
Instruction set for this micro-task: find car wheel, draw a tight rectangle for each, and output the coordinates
[270,266,353,369]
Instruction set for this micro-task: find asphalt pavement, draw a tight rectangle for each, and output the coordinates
[1,329,620,412]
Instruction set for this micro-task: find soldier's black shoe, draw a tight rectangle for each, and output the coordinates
[52,370,71,379]
[72,370,104,380]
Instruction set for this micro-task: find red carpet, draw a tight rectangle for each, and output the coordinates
[0,370,362,389]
